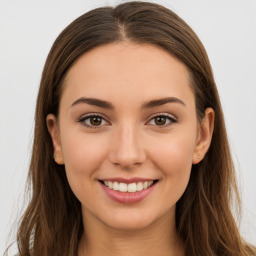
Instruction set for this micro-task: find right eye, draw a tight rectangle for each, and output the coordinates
[78,114,109,128]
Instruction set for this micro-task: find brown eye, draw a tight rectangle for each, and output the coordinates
[154,116,167,126]
[90,116,102,126]
[79,114,108,128]
[148,114,177,127]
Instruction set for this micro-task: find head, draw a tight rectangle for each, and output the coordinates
[19,1,244,256]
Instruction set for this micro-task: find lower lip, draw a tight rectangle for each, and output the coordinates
[100,182,156,204]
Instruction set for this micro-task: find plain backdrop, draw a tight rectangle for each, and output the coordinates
[0,0,256,254]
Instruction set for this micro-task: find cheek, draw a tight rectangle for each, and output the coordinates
[148,130,197,196]
[150,129,196,169]
[60,131,109,197]
[62,131,109,170]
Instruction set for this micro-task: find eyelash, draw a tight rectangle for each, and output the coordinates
[78,113,109,129]
[78,113,177,128]
[147,113,177,127]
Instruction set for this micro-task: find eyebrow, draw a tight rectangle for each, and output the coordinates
[142,97,185,109]
[71,97,114,109]
[71,97,185,109]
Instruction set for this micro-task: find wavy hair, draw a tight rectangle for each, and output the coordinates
[9,1,255,256]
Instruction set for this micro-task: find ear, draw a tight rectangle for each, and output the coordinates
[46,114,64,165]
[192,108,215,164]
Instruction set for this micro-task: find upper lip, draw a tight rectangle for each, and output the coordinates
[99,177,157,184]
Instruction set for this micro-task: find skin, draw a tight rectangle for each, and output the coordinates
[47,42,214,256]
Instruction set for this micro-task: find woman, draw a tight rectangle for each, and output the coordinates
[6,1,256,256]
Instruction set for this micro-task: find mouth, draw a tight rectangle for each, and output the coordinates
[99,179,158,193]
[99,178,159,204]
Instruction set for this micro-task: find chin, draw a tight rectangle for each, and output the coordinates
[100,208,163,231]
[106,217,153,231]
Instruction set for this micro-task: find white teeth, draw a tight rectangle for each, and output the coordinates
[103,180,155,193]
[119,183,128,192]
[108,181,113,189]
[148,180,153,187]
[113,182,119,191]
[136,182,143,191]
[128,183,137,192]
[143,181,148,189]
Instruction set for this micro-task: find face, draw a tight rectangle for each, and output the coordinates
[47,42,213,231]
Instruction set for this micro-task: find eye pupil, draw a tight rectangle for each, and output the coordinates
[155,116,166,125]
[90,116,102,126]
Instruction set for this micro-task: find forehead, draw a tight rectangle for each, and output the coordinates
[61,42,194,108]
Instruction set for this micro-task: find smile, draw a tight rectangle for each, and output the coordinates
[99,179,159,204]
[103,180,155,193]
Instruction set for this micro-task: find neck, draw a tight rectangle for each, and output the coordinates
[78,209,184,256]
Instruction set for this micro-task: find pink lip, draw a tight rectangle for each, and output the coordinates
[101,177,155,184]
[99,180,157,204]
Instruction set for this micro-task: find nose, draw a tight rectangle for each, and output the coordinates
[108,123,146,169]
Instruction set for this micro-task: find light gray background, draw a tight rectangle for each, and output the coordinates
[1,0,255,254]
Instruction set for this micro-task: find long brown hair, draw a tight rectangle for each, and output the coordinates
[10,1,255,256]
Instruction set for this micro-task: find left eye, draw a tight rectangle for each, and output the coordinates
[79,115,108,128]
[148,115,176,126]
